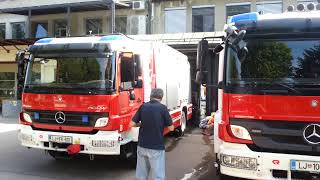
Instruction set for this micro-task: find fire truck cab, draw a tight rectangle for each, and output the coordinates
[17,35,192,160]
[197,9,320,180]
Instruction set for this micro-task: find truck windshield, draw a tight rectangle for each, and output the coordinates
[25,55,115,94]
[226,39,320,95]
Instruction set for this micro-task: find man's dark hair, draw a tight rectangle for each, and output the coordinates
[150,88,164,100]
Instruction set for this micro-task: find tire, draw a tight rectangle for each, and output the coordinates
[48,150,73,160]
[215,156,229,180]
[120,142,137,168]
[175,111,187,137]
[128,142,138,168]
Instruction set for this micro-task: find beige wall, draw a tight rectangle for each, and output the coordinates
[0,0,128,10]
[30,9,146,37]
[0,64,17,73]
[153,0,302,34]
[0,45,28,62]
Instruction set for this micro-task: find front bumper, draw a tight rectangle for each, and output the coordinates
[18,125,127,155]
[219,142,320,180]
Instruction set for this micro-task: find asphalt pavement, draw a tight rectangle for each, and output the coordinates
[0,115,241,180]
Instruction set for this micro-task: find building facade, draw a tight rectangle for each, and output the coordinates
[0,0,315,108]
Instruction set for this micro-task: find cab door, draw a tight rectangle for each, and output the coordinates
[118,52,143,115]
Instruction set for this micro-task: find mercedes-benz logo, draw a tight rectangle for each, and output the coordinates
[303,124,320,145]
[55,111,66,124]
[311,100,318,108]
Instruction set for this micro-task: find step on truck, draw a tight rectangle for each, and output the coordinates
[17,35,192,160]
[196,5,320,180]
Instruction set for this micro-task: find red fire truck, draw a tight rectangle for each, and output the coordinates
[196,6,320,180]
[17,35,192,160]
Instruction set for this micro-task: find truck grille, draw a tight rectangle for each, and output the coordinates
[231,119,320,156]
[25,110,108,127]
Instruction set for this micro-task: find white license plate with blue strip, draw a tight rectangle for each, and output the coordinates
[291,160,320,172]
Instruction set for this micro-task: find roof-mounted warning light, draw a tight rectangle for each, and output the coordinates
[34,38,53,44]
[229,12,258,24]
[99,35,126,41]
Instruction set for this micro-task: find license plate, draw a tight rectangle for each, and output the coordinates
[291,160,320,172]
[49,135,72,144]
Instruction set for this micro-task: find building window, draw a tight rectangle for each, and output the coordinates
[115,16,127,34]
[54,20,67,37]
[11,22,26,39]
[192,6,215,32]
[226,3,251,23]
[32,22,48,38]
[0,72,15,99]
[0,23,5,39]
[86,18,102,35]
[257,1,282,14]
[165,8,186,33]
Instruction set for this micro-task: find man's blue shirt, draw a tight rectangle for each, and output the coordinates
[132,99,173,150]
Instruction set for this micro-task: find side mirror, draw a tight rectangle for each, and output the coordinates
[213,44,224,54]
[195,71,208,85]
[195,39,209,84]
[16,50,29,100]
[232,30,246,46]
[134,79,143,88]
[217,81,225,89]
[129,90,136,100]
[196,39,209,71]
[16,50,28,82]
[238,47,248,62]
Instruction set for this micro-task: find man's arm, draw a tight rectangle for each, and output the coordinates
[163,107,174,131]
[130,105,142,128]
[129,121,141,127]
[168,124,174,131]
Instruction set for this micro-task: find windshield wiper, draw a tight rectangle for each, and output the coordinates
[263,81,301,94]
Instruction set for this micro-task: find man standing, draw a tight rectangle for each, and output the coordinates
[130,88,174,180]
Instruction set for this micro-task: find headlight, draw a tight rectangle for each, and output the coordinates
[221,154,257,170]
[230,125,252,140]
[22,113,32,123]
[94,117,109,128]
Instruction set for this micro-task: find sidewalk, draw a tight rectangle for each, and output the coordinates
[0,114,19,124]
[0,115,20,133]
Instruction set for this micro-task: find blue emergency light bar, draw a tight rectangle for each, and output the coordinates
[99,35,126,41]
[229,12,259,24]
[35,38,54,44]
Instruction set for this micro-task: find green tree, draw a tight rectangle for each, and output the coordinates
[295,44,320,78]
[59,58,100,84]
[240,41,293,80]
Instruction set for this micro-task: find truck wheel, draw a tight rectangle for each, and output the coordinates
[175,111,187,137]
[127,143,137,168]
[215,157,228,180]
[48,150,72,160]
[120,142,137,168]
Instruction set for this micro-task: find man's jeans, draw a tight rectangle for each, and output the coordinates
[136,146,165,180]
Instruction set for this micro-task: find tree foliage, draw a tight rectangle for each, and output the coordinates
[295,44,320,78]
[240,41,293,80]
